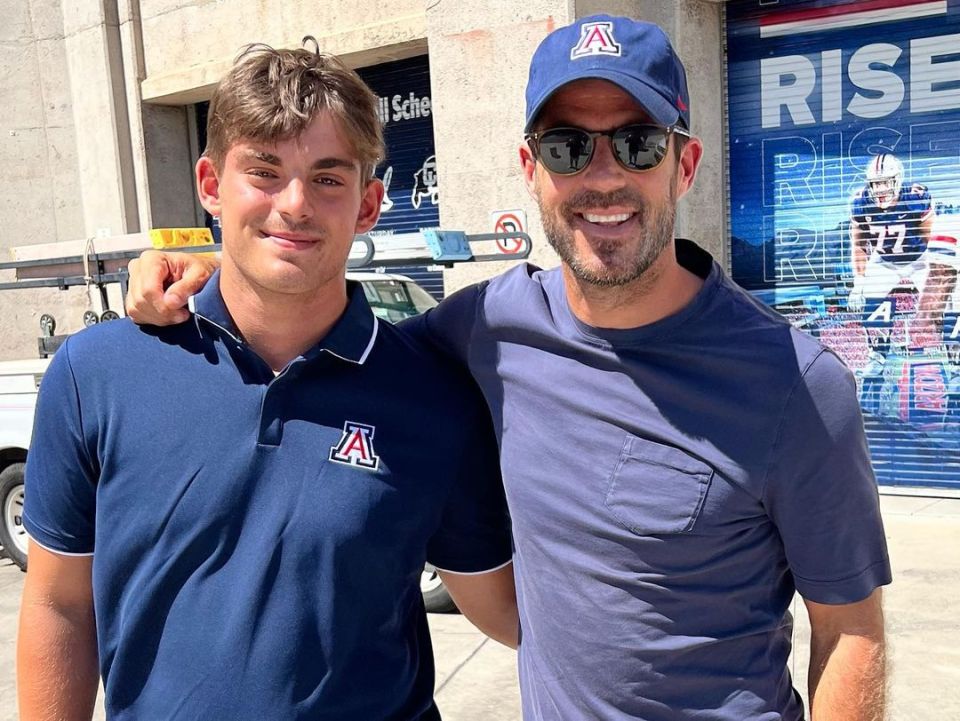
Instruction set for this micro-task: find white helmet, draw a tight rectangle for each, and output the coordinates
[865,153,903,209]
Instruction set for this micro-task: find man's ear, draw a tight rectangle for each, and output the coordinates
[520,142,538,200]
[675,136,703,200]
[196,156,222,218]
[355,177,385,234]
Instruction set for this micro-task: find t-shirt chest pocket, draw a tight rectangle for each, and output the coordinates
[605,435,714,535]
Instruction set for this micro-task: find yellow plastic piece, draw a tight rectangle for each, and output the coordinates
[149,228,214,249]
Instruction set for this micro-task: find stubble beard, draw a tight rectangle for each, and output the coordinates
[538,184,677,289]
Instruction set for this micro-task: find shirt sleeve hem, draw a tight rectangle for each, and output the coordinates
[431,558,513,576]
[794,557,892,605]
[23,518,94,557]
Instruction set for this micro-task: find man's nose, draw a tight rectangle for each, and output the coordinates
[581,137,629,192]
[276,178,314,221]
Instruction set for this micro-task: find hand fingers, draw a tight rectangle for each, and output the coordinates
[125,251,189,326]
[164,256,215,308]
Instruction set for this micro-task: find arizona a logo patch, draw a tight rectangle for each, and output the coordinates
[329,421,380,471]
[570,21,622,60]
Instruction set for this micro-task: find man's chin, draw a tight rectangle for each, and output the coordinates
[567,259,643,288]
[244,266,328,296]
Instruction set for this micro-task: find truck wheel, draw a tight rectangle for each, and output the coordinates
[0,463,27,571]
[421,563,456,613]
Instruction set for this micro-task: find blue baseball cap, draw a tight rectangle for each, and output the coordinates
[524,15,691,132]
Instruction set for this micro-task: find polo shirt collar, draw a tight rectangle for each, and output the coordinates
[188,270,379,365]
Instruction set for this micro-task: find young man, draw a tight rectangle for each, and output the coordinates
[128,17,891,721]
[18,44,516,721]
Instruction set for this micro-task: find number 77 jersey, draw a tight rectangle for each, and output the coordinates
[850,183,934,265]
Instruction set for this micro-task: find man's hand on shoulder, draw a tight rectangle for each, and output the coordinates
[125,250,220,325]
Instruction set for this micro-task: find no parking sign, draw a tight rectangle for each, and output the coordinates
[490,210,527,254]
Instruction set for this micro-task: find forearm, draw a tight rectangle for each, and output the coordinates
[439,564,519,649]
[808,626,886,721]
[18,601,99,721]
[460,597,519,649]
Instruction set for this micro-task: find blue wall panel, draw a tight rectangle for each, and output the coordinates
[727,0,960,487]
[358,56,444,300]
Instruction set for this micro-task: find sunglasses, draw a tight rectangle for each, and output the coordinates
[525,124,690,176]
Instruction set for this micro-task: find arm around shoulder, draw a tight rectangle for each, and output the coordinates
[399,281,486,365]
[425,364,515,647]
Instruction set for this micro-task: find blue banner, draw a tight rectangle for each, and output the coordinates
[727,0,960,487]
[358,56,443,299]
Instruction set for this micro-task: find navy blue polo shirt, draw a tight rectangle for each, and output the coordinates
[24,273,511,721]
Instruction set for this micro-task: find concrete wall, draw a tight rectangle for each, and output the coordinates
[0,0,89,360]
[427,1,574,292]
[1,0,84,246]
[138,0,428,104]
[0,0,430,360]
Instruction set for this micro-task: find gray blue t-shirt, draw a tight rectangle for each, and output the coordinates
[405,239,891,720]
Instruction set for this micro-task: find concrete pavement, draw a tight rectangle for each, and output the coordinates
[0,493,956,719]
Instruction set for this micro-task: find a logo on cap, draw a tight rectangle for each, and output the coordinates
[570,22,622,60]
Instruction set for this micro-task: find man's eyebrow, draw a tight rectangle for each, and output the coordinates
[234,150,358,172]
[311,157,359,172]
[237,149,282,165]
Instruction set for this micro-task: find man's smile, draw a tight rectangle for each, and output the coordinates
[576,210,636,226]
[261,230,323,249]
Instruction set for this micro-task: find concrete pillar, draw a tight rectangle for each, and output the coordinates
[115,0,154,231]
[0,0,92,361]
[61,0,140,237]
[426,2,574,292]
[117,0,209,230]
[2,0,84,245]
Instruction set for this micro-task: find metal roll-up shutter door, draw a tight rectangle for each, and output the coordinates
[725,0,960,489]
[357,56,444,301]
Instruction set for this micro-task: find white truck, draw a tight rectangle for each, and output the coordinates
[0,358,48,570]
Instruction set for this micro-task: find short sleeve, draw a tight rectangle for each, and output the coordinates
[762,348,891,604]
[400,282,486,367]
[425,374,512,573]
[23,340,99,554]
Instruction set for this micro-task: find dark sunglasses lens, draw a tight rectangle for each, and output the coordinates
[612,126,668,170]
[537,129,594,174]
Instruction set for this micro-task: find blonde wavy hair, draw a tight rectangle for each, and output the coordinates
[205,38,384,183]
